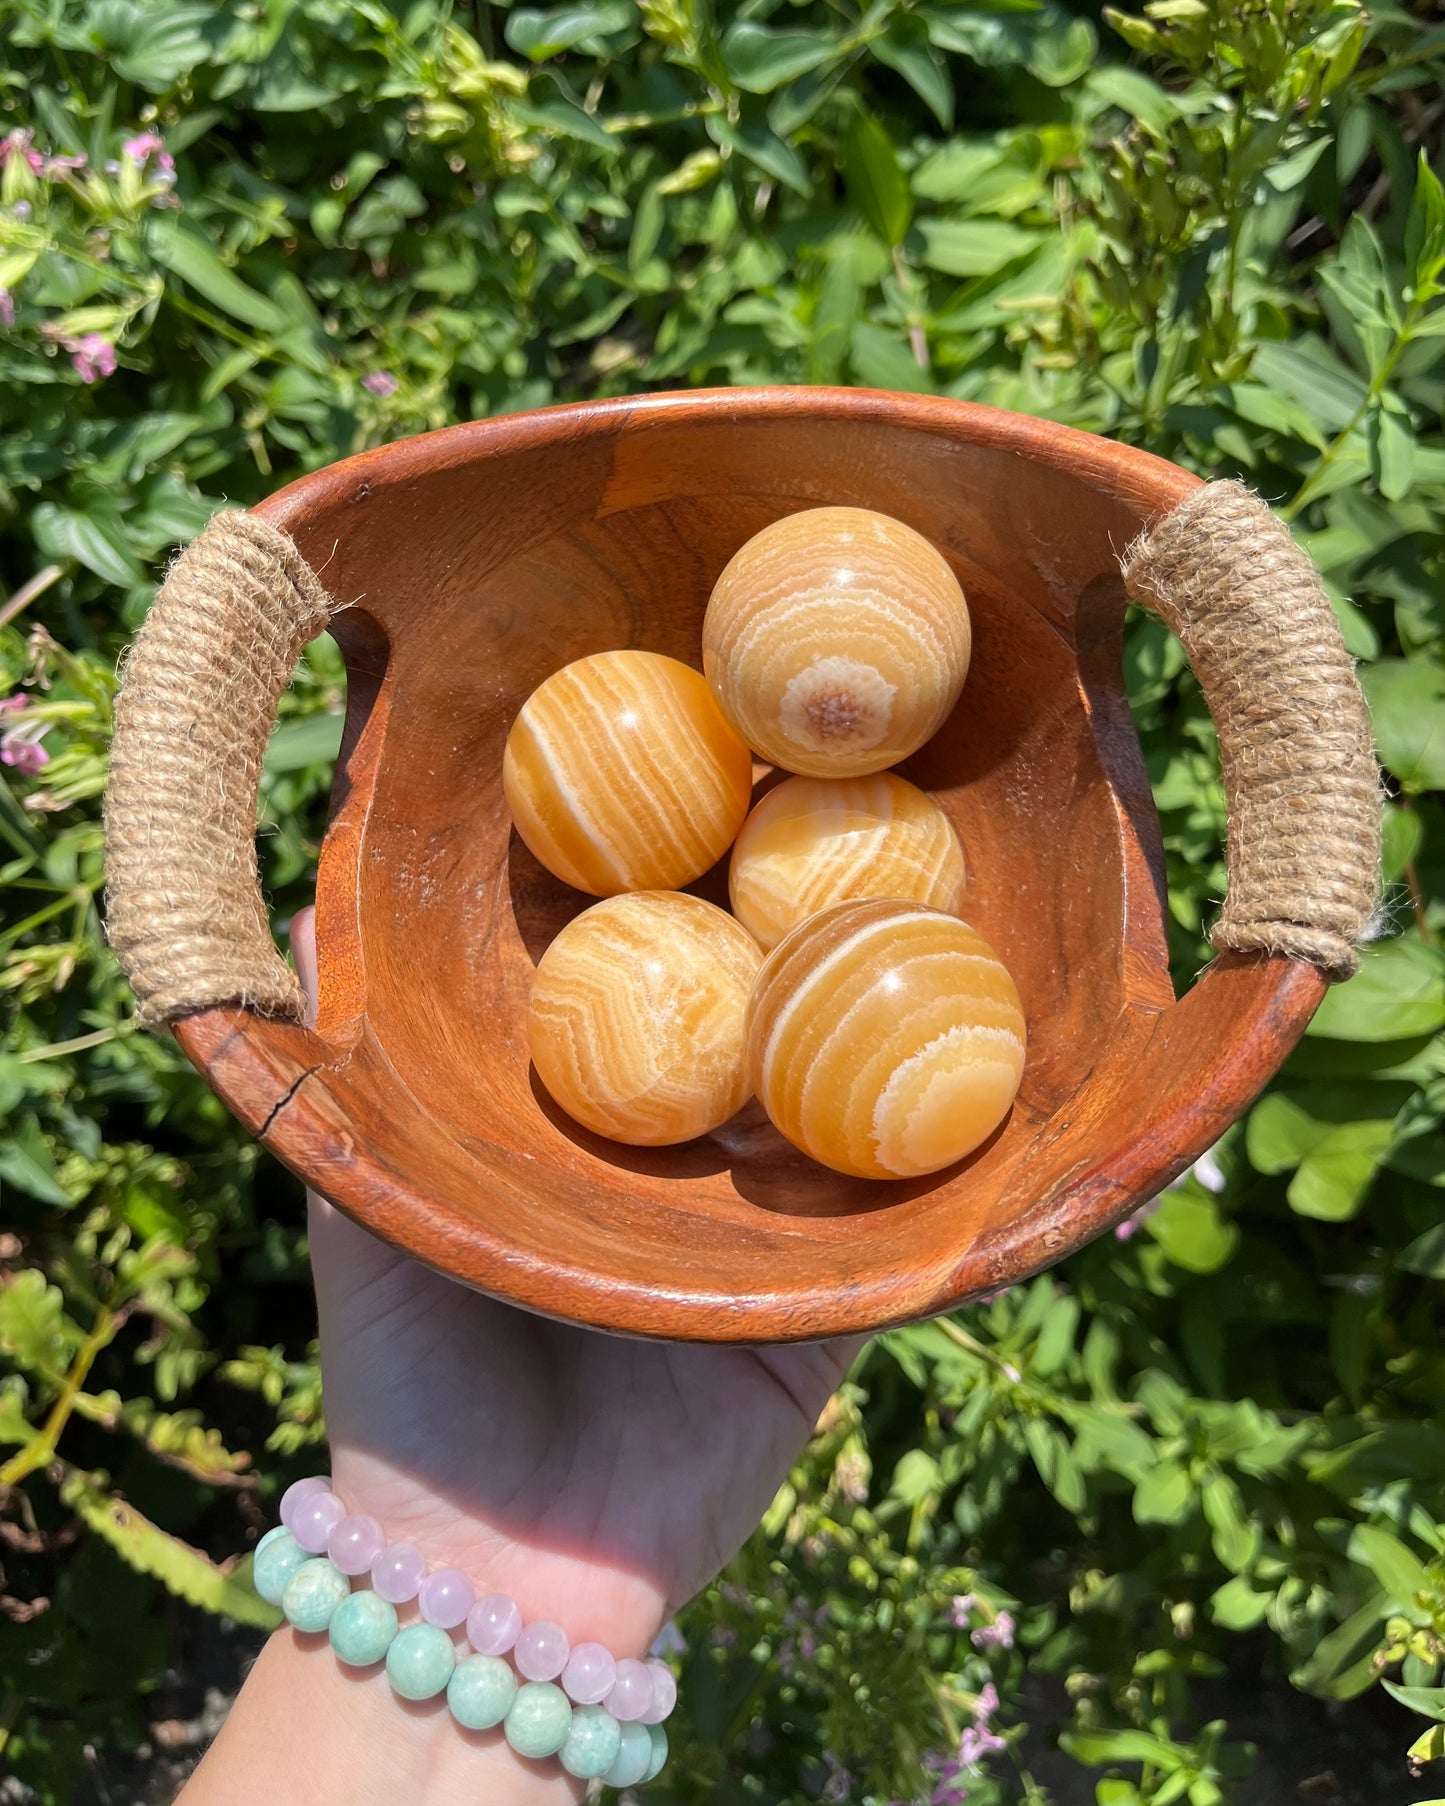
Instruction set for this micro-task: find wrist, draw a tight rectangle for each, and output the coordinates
[329,1447,670,1657]
[184,1629,583,1806]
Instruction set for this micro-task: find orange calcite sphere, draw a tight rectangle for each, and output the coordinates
[504,650,754,896]
[729,773,966,952]
[702,507,970,778]
[746,900,1025,1179]
[528,892,762,1146]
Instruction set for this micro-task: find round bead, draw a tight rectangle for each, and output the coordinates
[503,649,753,896]
[606,1656,654,1722]
[644,1721,669,1782]
[467,1592,522,1655]
[504,1681,573,1759]
[327,1513,385,1576]
[702,506,970,778]
[386,1622,457,1701]
[280,1558,349,1634]
[447,1654,518,1730]
[418,1567,475,1630]
[371,1544,427,1604]
[640,1659,677,1724]
[514,1619,569,1682]
[729,773,965,952]
[603,1718,654,1788]
[279,1475,332,1533]
[559,1704,623,1780]
[328,1589,399,1667]
[252,1528,309,1607]
[291,1491,346,1554]
[746,900,1026,1179]
[561,1640,617,1705]
[528,892,761,1146]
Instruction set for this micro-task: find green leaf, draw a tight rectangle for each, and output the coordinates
[917,218,1039,277]
[1027,15,1096,86]
[1291,1590,1387,1697]
[0,1267,80,1383]
[150,224,289,335]
[889,1447,943,1505]
[1349,1524,1430,1606]
[708,117,810,195]
[1203,1473,1258,1570]
[264,713,344,776]
[873,17,954,129]
[31,503,145,589]
[844,112,911,248]
[1288,1119,1397,1220]
[1399,1223,1445,1277]
[1060,1728,1181,1766]
[1384,1680,1445,1724]
[1086,65,1179,132]
[1363,660,1445,792]
[506,2,635,59]
[1134,1459,1193,1525]
[1250,338,1367,434]
[1210,1574,1272,1630]
[60,1471,280,1629]
[0,1114,74,1207]
[1148,1189,1238,1273]
[809,235,869,385]
[1405,151,1445,290]
[1307,938,1445,1042]
[850,321,934,392]
[722,23,837,93]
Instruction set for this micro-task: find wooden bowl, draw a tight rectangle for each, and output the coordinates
[171,388,1327,1342]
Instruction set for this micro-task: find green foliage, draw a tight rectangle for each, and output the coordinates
[0,0,1443,1801]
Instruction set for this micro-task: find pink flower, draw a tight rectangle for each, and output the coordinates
[975,1682,999,1721]
[971,1609,1015,1651]
[64,333,117,383]
[0,694,26,712]
[1116,1195,1161,1240]
[950,1593,976,1627]
[0,723,49,773]
[122,130,175,174]
[44,153,86,174]
[362,370,398,396]
[0,129,43,174]
[0,289,13,327]
[956,1723,1007,1768]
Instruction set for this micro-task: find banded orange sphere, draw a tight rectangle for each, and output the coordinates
[746,900,1025,1179]
[503,650,754,896]
[702,507,970,777]
[528,892,763,1146]
[729,773,966,952]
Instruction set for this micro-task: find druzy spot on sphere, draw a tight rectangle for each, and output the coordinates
[729,773,966,951]
[528,891,762,1145]
[746,900,1026,1179]
[702,507,970,777]
[503,649,753,896]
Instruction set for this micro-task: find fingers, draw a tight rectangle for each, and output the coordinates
[290,904,319,1029]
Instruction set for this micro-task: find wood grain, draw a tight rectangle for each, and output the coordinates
[174,387,1327,1344]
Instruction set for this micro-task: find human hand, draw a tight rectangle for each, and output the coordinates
[182,908,858,1806]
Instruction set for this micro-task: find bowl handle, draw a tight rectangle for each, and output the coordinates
[1123,479,1380,980]
[104,511,335,1029]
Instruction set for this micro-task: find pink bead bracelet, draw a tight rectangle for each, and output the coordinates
[278,1476,677,1726]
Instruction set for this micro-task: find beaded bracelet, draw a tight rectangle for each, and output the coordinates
[249,1476,673,1788]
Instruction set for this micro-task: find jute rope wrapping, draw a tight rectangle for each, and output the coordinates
[104,512,335,1028]
[103,479,1381,1030]
[1123,479,1381,979]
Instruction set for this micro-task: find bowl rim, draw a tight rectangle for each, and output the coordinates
[175,385,1326,1343]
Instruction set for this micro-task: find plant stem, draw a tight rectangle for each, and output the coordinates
[0,1306,117,1487]
[0,564,66,631]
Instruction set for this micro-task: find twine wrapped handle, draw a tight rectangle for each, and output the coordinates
[1123,480,1380,979]
[103,480,1382,1030]
[105,513,335,1029]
